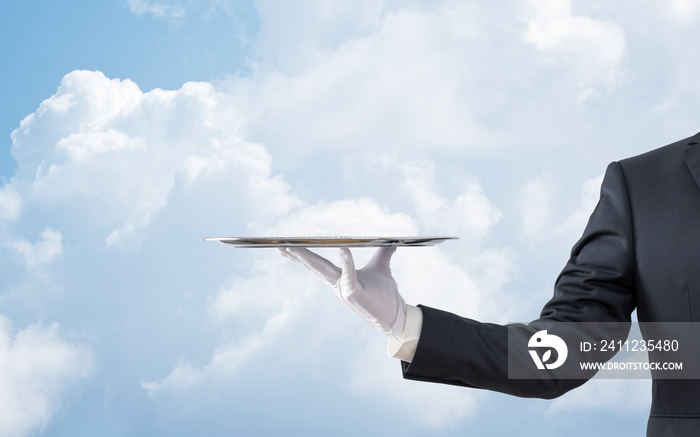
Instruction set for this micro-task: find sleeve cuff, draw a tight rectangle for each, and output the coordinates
[387,304,423,362]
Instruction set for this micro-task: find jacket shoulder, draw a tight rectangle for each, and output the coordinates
[617,132,700,176]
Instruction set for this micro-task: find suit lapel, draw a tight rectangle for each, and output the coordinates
[682,132,700,192]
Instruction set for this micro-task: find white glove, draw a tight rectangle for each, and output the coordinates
[279,246,407,341]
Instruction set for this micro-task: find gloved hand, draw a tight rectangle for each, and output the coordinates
[279,246,406,341]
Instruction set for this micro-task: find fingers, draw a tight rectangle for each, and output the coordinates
[338,247,356,270]
[278,247,307,267]
[338,247,359,290]
[278,247,341,283]
[365,246,397,273]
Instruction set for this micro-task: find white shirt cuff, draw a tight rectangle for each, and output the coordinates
[387,304,423,362]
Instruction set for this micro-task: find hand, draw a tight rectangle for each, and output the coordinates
[279,246,406,341]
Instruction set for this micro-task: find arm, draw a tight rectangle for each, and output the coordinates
[401,162,636,398]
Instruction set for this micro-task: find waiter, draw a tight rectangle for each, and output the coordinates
[280,132,700,437]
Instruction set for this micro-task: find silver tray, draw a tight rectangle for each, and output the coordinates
[201,236,458,248]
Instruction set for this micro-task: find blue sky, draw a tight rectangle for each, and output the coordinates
[1,0,700,436]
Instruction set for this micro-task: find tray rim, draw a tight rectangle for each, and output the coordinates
[201,236,458,247]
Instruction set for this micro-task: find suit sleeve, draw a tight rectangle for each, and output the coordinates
[401,162,636,399]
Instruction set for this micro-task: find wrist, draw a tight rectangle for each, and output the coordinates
[388,304,423,362]
[388,300,407,342]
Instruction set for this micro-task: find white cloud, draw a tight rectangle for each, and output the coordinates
[228,0,632,171]
[0,184,21,220]
[11,227,63,267]
[127,0,186,20]
[0,317,93,437]
[142,309,290,395]
[126,0,245,21]
[208,256,316,322]
[670,0,700,21]
[402,160,502,243]
[395,247,490,320]
[252,0,387,71]
[232,1,496,157]
[524,0,626,100]
[9,70,298,250]
[56,129,145,163]
[259,197,417,238]
[178,140,301,216]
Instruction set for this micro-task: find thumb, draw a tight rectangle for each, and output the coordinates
[365,246,396,273]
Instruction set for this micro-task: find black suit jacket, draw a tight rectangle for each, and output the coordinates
[402,132,700,436]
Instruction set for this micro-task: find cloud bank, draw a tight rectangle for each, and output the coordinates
[7,0,700,435]
[0,319,92,437]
